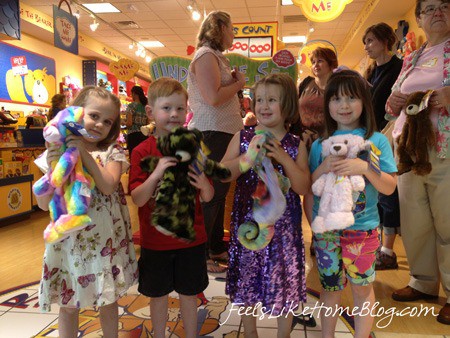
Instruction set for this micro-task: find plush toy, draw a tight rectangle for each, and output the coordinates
[312,134,372,234]
[397,91,436,176]
[33,106,95,243]
[140,127,231,242]
[403,32,417,58]
[237,130,291,250]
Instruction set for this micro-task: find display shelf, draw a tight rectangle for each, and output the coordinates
[0,174,34,226]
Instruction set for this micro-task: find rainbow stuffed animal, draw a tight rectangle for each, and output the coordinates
[238,130,290,251]
[33,106,95,243]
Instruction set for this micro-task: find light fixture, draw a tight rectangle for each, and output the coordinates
[281,0,293,5]
[187,0,202,21]
[129,42,134,49]
[90,18,99,31]
[282,35,307,44]
[139,41,165,48]
[308,21,315,34]
[73,8,81,19]
[145,56,152,63]
[82,3,120,13]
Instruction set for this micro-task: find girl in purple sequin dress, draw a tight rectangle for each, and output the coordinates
[221,73,311,336]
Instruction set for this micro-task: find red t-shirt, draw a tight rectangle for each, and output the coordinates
[128,136,207,250]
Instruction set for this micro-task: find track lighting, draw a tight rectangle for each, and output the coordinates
[90,18,99,31]
[187,0,202,21]
[129,42,134,49]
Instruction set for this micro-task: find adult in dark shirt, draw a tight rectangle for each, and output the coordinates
[363,22,403,270]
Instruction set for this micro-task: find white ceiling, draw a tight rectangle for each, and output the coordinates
[19,0,416,76]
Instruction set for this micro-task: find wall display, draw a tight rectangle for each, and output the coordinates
[0,41,56,107]
[149,50,297,88]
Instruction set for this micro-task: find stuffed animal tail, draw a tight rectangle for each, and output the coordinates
[238,222,274,251]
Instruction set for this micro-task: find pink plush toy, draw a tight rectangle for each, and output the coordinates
[312,134,371,234]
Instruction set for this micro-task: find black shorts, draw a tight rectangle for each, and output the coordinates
[138,243,209,298]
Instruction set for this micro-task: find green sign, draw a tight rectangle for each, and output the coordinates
[149,50,298,88]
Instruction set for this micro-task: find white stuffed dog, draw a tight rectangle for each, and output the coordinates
[312,134,372,234]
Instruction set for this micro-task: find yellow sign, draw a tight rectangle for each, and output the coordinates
[232,22,278,58]
[20,3,53,32]
[109,59,140,81]
[292,0,353,22]
[0,181,32,218]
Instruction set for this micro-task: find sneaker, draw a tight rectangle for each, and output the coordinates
[375,251,398,270]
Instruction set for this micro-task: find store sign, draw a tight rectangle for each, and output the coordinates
[109,59,140,81]
[232,22,278,57]
[292,0,353,22]
[10,56,28,76]
[149,50,297,88]
[7,188,22,211]
[53,5,78,55]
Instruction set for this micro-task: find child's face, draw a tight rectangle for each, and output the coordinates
[254,84,283,129]
[147,92,187,136]
[83,97,117,143]
[328,91,363,130]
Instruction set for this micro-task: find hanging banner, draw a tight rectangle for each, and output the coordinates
[109,59,140,81]
[292,0,353,22]
[149,49,297,88]
[53,4,78,55]
[0,41,56,107]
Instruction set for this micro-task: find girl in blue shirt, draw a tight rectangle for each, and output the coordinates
[309,69,397,338]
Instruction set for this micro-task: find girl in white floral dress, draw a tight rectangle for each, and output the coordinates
[35,86,138,337]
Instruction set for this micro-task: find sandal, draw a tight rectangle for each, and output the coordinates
[207,259,227,273]
[209,251,229,263]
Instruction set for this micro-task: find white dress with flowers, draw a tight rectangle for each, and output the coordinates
[39,143,138,312]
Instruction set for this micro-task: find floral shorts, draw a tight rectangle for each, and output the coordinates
[313,229,380,291]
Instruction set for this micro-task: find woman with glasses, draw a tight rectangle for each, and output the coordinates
[385,0,450,325]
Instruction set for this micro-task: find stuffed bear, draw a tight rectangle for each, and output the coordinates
[397,91,436,176]
[237,130,291,250]
[140,127,231,242]
[33,106,95,243]
[312,134,372,234]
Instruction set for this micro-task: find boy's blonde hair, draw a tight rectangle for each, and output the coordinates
[147,77,188,106]
[251,73,299,126]
[71,86,121,148]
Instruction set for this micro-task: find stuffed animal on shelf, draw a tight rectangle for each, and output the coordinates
[403,32,416,58]
[140,127,231,242]
[237,130,291,251]
[33,106,95,243]
[312,134,372,234]
[397,90,436,176]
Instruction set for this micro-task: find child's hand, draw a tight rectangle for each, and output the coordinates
[47,144,62,168]
[321,155,344,173]
[152,157,178,181]
[65,134,86,149]
[332,158,368,176]
[188,165,214,202]
[264,139,289,164]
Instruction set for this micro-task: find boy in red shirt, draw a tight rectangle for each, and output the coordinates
[129,77,213,338]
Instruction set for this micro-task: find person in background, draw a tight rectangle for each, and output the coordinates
[35,86,138,337]
[222,73,310,337]
[129,78,212,338]
[126,85,148,158]
[47,94,66,120]
[295,47,338,257]
[363,22,404,270]
[386,0,450,325]
[309,70,397,338]
[187,10,246,273]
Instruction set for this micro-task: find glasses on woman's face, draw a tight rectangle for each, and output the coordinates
[420,2,449,16]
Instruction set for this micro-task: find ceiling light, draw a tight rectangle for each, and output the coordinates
[139,41,165,48]
[145,56,152,63]
[281,0,293,5]
[282,35,307,44]
[192,10,201,21]
[90,19,99,32]
[73,9,80,19]
[82,3,120,13]
[129,42,134,49]
[187,0,202,21]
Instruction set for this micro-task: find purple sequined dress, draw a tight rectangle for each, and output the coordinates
[226,128,306,315]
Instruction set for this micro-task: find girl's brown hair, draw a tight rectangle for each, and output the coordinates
[310,47,338,70]
[71,86,121,149]
[196,11,232,51]
[323,70,376,140]
[48,94,66,120]
[251,73,299,127]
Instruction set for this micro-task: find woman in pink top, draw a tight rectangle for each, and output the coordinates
[386,0,450,325]
[187,11,246,273]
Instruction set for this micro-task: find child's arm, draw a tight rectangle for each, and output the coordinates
[188,166,214,202]
[220,132,243,182]
[264,140,311,195]
[311,155,342,182]
[332,158,397,195]
[66,135,121,195]
[131,156,177,207]
[35,145,60,211]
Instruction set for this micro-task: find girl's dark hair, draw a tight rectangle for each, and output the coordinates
[71,86,121,149]
[310,47,338,70]
[251,73,299,127]
[362,23,397,79]
[323,70,376,140]
[197,11,232,51]
[131,85,148,106]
